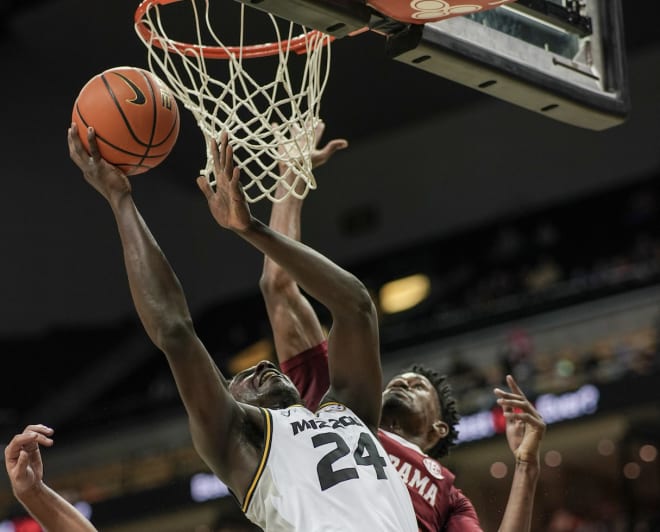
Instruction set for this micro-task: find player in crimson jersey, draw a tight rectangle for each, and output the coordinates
[260,121,546,531]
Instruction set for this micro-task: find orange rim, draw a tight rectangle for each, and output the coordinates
[135,0,331,59]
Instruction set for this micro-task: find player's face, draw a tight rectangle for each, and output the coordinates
[381,372,444,444]
[229,360,301,409]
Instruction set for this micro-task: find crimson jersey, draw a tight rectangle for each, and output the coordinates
[280,342,482,532]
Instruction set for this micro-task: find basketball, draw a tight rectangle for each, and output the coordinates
[71,66,179,175]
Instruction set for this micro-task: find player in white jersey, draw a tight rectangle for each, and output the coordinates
[259,121,546,532]
[243,403,415,530]
[63,124,417,532]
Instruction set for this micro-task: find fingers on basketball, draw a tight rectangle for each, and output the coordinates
[72,67,180,175]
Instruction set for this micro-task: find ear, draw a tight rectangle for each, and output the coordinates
[434,421,449,437]
[427,420,449,448]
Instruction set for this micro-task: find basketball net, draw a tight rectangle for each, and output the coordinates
[135,0,332,202]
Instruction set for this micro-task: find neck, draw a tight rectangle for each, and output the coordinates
[380,416,427,451]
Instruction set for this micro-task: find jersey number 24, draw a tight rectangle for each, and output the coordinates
[312,431,388,491]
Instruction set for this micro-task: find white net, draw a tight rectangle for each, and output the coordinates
[135,0,332,202]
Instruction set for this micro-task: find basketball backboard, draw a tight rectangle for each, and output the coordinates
[386,0,629,130]
[237,0,629,130]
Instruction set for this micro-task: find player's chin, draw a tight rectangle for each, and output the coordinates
[261,382,301,409]
[381,391,410,410]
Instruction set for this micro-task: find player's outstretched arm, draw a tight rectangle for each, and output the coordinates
[260,121,346,365]
[67,124,260,497]
[495,375,546,532]
[198,132,382,430]
[260,121,346,409]
[5,425,97,532]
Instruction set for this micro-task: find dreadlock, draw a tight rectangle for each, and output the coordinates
[410,364,460,459]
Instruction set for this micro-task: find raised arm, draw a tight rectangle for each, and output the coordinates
[260,122,346,407]
[260,121,346,362]
[67,124,261,497]
[4,425,97,532]
[495,375,546,532]
[198,132,382,430]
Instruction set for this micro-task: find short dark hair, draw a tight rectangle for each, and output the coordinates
[410,364,460,459]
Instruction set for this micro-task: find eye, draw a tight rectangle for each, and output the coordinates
[236,368,255,381]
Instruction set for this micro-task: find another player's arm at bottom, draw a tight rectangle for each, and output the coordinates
[4,425,98,532]
[495,375,546,532]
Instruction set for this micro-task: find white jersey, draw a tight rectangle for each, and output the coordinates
[243,403,417,532]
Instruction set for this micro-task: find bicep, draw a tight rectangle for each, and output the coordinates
[280,342,330,411]
[445,489,482,532]
[445,515,483,532]
[162,334,244,470]
[265,283,326,363]
[164,334,230,416]
[325,311,382,427]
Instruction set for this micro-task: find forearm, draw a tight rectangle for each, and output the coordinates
[247,217,381,420]
[497,459,540,532]
[261,172,327,362]
[245,219,371,316]
[260,276,327,363]
[260,191,303,305]
[261,192,302,285]
[108,195,240,479]
[109,193,193,347]
[16,484,97,532]
[268,172,304,240]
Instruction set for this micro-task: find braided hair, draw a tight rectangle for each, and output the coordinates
[410,364,460,459]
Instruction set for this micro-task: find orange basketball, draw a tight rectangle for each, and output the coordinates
[72,66,180,175]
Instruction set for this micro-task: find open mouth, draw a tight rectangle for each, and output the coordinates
[259,369,281,386]
[385,387,409,397]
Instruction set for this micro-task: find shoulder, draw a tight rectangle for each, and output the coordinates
[268,404,311,421]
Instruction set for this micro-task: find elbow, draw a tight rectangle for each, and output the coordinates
[356,282,377,318]
[153,316,197,353]
[340,277,378,322]
[259,266,297,299]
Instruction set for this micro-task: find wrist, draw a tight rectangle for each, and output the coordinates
[233,216,260,236]
[514,456,540,475]
[108,189,132,210]
[14,480,47,503]
[278,162,290,176]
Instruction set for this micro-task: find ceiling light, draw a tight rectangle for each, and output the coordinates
[544,450,562,467]
[379,274,431,314]
[623,462,640,480]
[490,461,508,479]
[597,439,615,456]
[639,445,657,463]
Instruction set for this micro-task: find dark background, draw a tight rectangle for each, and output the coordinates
[1,2,660,529]
[0,0,659,437]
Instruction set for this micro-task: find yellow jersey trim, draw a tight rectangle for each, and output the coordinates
[241,408,272,513]
[317,400,347,410]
